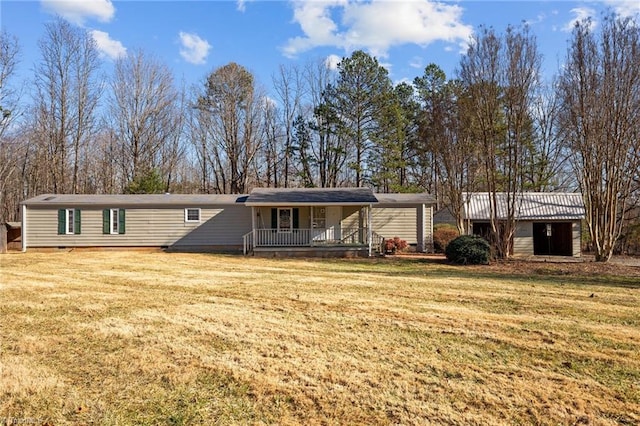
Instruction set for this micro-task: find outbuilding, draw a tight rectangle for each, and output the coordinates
[462,192,585,257]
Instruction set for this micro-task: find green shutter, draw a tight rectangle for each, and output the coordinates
[271,208,277,229]
[58,209,65,235]
[103,209,109,234]
[74,209,81,234]
[293,208,299,229]
[118,209,126,234]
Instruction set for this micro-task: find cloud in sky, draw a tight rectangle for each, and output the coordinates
[41,0,115,25]
[562,7,597,32]
[283,0,472,59]
[91,30,126,60]
[603,0,640,18]
[179,32,212,65]
[325,54,341,70]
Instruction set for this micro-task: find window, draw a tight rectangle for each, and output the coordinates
[58,209,81,235]
[67,209,75,234]
[278,208,292,232]
[185,208,201,223]
[103,209,125,235]
[110,209,119,234]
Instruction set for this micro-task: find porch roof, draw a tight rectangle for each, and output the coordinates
[245,187,377,206]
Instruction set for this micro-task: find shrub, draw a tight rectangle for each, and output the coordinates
[384,236,408,254]
[445,235,490,265]
[433,224,459,253]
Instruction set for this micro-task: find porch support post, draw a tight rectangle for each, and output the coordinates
[368,204,373,257]
[310,205,314,244]
[251,206,256,232]
[251,206,256,250]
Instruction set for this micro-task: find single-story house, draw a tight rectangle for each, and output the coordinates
[462,192,585,257]
[20,188,435,256]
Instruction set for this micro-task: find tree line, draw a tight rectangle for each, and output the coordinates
[1,14,638,261]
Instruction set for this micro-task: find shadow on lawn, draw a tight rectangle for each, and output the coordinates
[308,255,640,290]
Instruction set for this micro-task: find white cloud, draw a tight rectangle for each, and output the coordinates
[562,7,597,32]
[179,32,212,65]
[237,0,255,12]
[41,0,115,25]
[282,0,472,59]
[603,0,640,18]
[90,30,126,60]
[325,54,341,70]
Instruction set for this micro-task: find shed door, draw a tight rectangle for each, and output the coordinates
[533,222,572,256]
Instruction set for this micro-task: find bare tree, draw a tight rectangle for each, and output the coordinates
[0,31,21,139]
[300,58,347,187]
[0,30,22,222]
[33,17,101,194]
[272,64,304,187]
[196,62,264,194]
[524,82,572,191]
[459,25,541,258]
[558,15,640,261]
[109,49,181,189]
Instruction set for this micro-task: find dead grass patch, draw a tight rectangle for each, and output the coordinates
[0,252,638,425]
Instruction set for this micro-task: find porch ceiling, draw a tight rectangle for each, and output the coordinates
[245,187,377,206]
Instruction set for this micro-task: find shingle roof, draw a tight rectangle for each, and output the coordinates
[463,192,585,221]
[374,193,436,205]
[22,193,248,207]
[245,187,378,206]
[22,189,436,208]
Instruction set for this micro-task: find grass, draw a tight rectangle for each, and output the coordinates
[0,251,639,425]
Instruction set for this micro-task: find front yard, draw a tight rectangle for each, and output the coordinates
[1,252,638,424]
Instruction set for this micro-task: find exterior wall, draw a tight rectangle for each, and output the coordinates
[513,221,534,257]
[469,219,582,257]
[572,221,581,257]
[372,207,417,243]
[344,205,433,247]
[254,206,312,228]
[24,205,251,249]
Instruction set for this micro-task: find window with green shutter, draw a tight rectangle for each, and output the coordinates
[59,209,81,235]
[103,208,126,234]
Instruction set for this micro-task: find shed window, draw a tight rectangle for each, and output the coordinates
[185,208,201,223]
[58,209,81,235]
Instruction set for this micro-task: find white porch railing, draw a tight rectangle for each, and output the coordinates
[243,227,379,254]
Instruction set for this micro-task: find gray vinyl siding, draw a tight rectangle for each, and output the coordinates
[342,206,363,229]
[343,205,432,245]
[513,221,534,256]
[572,221,581,257]
[371,208,418,243]
[424,205,433,248]
[25,205,251,248]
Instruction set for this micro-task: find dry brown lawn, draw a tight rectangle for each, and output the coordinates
[0,251,638,425]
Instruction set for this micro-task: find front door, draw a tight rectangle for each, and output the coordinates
[326,206,342,242]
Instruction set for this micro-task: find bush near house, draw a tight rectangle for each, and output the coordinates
[384,236,408,254]
[445,234,490,265]
[433,224,459,253]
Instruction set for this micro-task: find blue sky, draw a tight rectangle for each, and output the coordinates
[2,0,639,95]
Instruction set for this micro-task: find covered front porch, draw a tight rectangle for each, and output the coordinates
[242,188,384,256]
